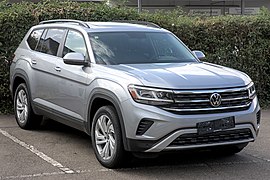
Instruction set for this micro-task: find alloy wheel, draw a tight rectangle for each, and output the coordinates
[16,89,28,124]
[95,114,116,160]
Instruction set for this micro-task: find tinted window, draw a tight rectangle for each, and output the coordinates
[89,32,197,65]
[63,30,87,57]
[27,29,44,50]
[39,29,65,56]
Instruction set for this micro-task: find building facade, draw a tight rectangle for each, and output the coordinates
[127,0,270,15]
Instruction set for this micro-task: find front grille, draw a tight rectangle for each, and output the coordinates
[169,129,253,147]
[161,87,252,115]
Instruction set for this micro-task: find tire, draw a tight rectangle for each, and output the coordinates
[14,83,42,129]
[211,143,248,156]
[91,105,125,168]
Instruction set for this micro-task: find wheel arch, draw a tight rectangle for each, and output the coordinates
[12,72,30,99]
[11,72,39,114]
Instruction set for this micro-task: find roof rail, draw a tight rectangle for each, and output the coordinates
[113,20,161,28]
[39,19,90,28]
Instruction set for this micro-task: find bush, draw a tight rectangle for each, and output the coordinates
[0,0,269,113]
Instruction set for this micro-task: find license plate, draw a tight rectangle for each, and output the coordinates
[197,117,235,135]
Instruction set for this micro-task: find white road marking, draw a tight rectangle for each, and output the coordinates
[0,128,75,174]
[0,172,65,180]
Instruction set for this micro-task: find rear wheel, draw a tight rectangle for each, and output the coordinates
[14,83,42,129]
[91,105,125,168]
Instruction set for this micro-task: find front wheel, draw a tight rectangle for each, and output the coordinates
[91,105,125,168]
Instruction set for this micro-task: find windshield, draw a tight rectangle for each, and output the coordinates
[88,32,198,65]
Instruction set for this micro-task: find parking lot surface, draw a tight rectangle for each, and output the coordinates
[0,110,270,180]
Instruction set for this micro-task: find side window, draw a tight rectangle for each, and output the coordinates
[27,29,44,50]
[39,29,65,56]
[63,30,87,57]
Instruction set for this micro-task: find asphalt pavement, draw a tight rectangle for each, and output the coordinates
[0,110,270,180]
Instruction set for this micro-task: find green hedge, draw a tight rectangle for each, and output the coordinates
[0,0,269,113]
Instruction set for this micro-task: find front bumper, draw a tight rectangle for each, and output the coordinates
[145,124,255,152]
[121,96,260,152]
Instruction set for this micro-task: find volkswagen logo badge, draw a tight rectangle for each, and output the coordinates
[210,93,222,107]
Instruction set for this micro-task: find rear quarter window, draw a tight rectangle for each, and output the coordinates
[27,29,44,50]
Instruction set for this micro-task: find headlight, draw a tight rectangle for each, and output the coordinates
[128,85,174,105]
[247,82,256,99]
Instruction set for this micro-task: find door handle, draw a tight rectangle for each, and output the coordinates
[54,67,61,72]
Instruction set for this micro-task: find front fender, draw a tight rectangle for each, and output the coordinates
[86,79,130,150]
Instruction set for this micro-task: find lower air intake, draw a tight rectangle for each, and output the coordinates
[256,110,261,125]
[169,129,253,147]
[136,119,154,136]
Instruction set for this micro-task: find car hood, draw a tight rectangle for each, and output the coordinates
[109,62,251,89]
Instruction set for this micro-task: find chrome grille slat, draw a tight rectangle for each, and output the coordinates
[221,96,249,101]
[175,99,209,103]
[173,87,247,94]
[163,103,252,112]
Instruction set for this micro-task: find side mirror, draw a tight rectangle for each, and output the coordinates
[192,50,206,60]
[63,52,88,66]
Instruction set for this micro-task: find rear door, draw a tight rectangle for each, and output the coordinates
[30,28,66,110]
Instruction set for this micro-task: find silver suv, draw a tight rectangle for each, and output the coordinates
[10,19,261,168]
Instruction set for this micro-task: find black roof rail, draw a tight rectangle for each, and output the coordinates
[112,20,161,28]
[39,19,90,28]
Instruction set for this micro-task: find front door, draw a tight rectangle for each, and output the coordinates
[52,29,91,122]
